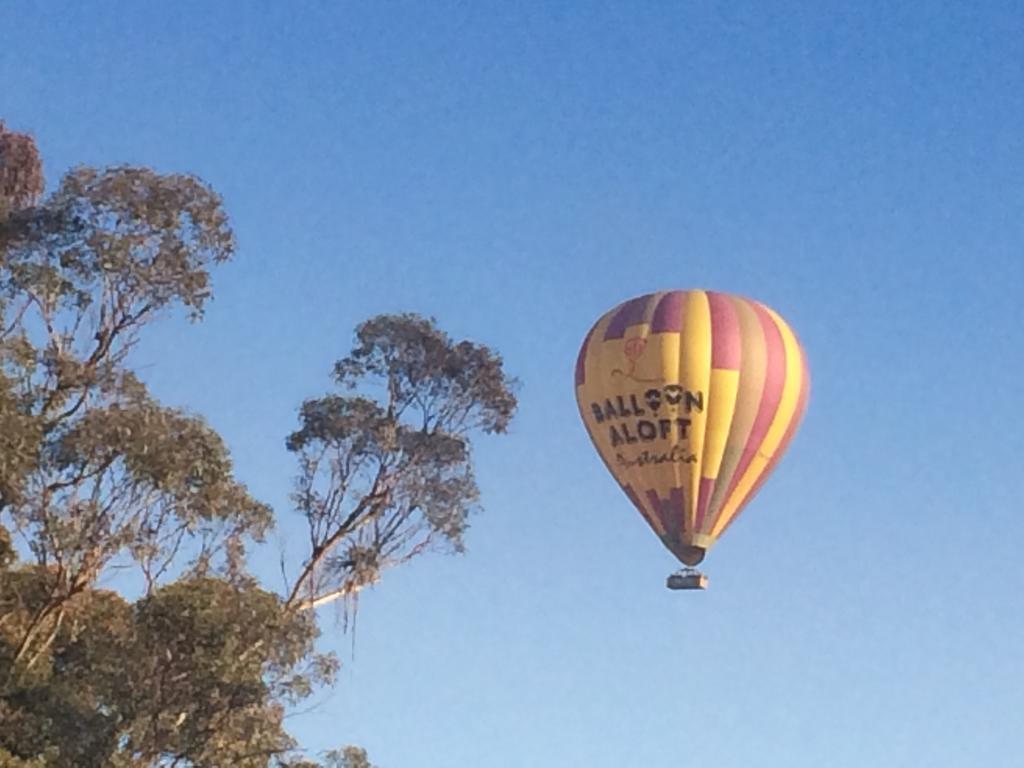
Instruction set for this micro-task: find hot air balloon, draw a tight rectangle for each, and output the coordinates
[574,290,810,590]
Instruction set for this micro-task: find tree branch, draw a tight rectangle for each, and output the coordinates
[285,481,389,611]
[289,580,367,612]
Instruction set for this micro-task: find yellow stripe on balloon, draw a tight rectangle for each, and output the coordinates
[700,368,740,479]
[679,291,712,532]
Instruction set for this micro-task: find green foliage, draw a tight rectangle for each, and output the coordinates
[0,120,517,767]
[285,313,518,611]
[0,568,335,766]
[0,142,267,597]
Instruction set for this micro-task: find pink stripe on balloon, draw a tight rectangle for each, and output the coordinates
[651,291,685,333]
[668,487,686,537]
[693,476,716,533]
[707,291,741,370]
[645,488,685,539]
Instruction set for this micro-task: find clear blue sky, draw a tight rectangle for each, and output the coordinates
[3,2,1023,766]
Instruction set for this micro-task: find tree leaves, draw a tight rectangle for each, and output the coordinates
[0,125,301,767]
[286,314,518,612]
[333,313,517,434]
[1,121,518,767]
[0,155,265,598]
[0,571,336,767]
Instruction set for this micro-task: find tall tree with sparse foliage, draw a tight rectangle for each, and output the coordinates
[0,119,517,767]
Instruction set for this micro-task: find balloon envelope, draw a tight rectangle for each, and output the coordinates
[574,290,810,566]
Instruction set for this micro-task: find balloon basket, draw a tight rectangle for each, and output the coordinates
[666,568,708,591]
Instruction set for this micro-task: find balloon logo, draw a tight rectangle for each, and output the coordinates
[574,290,810,589]
[624,337,644,360]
